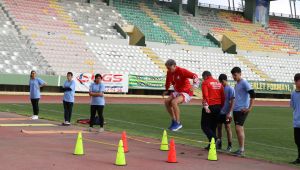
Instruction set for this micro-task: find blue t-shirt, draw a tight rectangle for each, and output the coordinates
[29,78,45,99]
[221,85,235,115]
[63,80,76,103]
[89,82,105,106]
[291,91,300,128]
[233,79,253,112]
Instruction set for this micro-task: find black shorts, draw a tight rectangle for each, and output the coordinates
[217,114,231,124]
[233,111,248,126]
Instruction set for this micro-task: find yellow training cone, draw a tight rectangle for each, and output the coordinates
[115,140,126,166]
[160,130,169,151]
[208,138,217,161]
[74,132,84,155]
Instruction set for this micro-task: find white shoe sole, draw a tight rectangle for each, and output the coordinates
[171,125,183,131]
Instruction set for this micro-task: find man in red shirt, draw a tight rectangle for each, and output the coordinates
[201,71,224,148]
[163,59,199,131]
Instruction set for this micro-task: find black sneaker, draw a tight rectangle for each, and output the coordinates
[226,146,232,152]
[216,139,222,150]
[232,149,245,157]
[291,158,300,164]
[204,144,210,150]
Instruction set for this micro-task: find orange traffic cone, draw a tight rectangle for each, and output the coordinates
[122,131,129,153]
[167,139,177,163]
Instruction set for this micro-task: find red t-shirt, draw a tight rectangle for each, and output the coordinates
[165,66,199,96]
[202,76,224,106]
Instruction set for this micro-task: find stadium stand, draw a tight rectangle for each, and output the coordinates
[1,0,108,75]
[245,54,300,83]
[0,3,52,75]
[60,0,124,39]
[87,42,164,76]
[152,48,264,81]
[0,0,299,86]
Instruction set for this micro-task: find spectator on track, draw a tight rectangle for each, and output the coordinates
[88,74,105,133]
[201,71,224,149]
[291,73,300,164]
[163,59,199,131]
[231,67,255,157]
[29,70,46,120]
[61,72,76,126]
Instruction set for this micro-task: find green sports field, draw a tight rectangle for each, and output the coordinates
[0,103,296,165]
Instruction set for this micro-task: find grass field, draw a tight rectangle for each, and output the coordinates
[0,103,297,165]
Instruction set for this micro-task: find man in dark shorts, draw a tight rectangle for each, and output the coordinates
[231,67,255,157]
[201,71,224,149]
[217,74,234,152]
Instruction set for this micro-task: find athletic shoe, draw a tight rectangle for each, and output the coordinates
[98,128,104,133]
[226,146,232,152]
[31,115,38,120]
[62,121,71,126]
[291,158,300,164]
[168,120,176,130]
[87,127,93,132]
[232,150,245,157]
[216,139,222,150]
[171,122,183,131]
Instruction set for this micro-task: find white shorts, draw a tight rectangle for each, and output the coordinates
[171,92,192,103]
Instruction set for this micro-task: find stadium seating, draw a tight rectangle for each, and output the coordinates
[87,42,164,76]
[144,3,217,47]
[60,0,124,40]
[0,4,52,75]
[2,0,107,76]
[113,0,176,44]
[245,55,300,83]
[268,17,300,52]
[152,48,263,81]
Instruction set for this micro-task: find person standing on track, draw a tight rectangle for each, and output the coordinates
[201,71,224,149]
[217,74,234,152]
[88,74,105,133]
[290,73,300,164]
[163,59,199,132]
[231,67,255,157]
[29,70,46,120]
[61,72,76,126]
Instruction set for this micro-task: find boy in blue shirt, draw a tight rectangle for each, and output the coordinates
[29,70,46,120]
[291,73,300,164]
[88,74,105,133]
[61,72,76,126]
[217,74,235,152]
[231,67,255,157]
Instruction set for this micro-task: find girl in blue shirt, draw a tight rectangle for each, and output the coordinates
[62,72,76,126]
[88,74,105,133]
[29,70,46,120]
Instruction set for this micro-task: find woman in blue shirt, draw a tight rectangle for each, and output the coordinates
[61,72,76,126]
[88,74,105,133]
[29,70,46,120]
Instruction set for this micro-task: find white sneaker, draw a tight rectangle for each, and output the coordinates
[98,128,104,133]
[31,115,38,120]
[65,121,71,125]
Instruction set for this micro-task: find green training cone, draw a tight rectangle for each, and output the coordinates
[115,140,126,166]
[74,132,84,155]
[208,138,217,161]
[160,130,169,151]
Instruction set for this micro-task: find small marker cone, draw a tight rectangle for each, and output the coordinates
[160,130,169,151]
[167,139,177,163]
[74,132,84,155]
[208,138,217,161]
[115,140,126,166]
[122,131,129,153]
